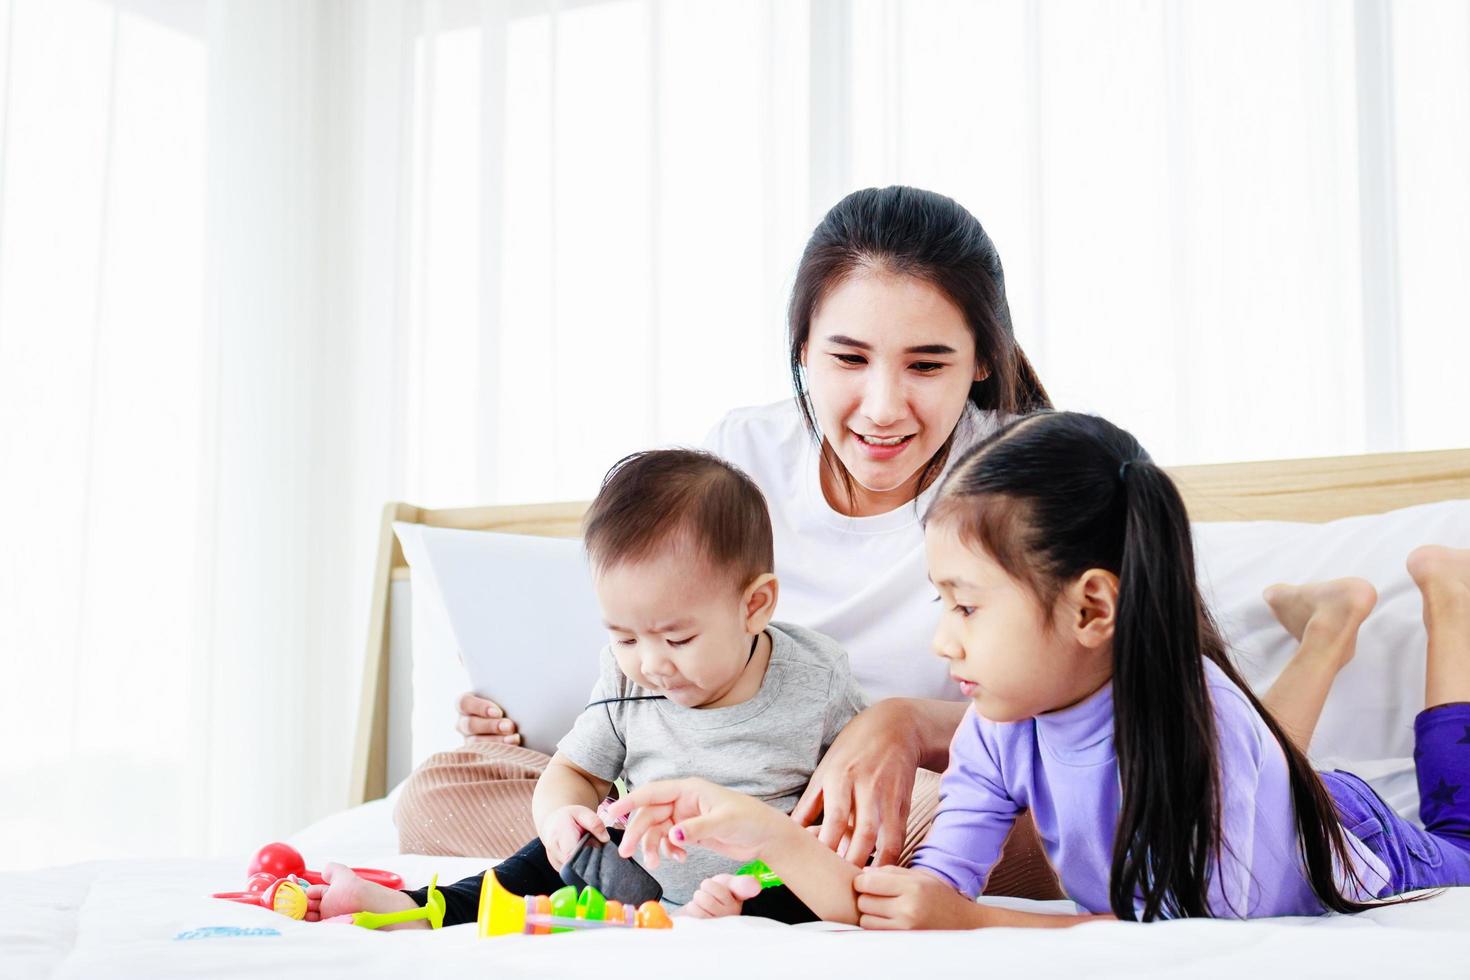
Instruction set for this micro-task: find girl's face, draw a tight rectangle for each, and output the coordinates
[802,270,986,517]
[595,547,774,710]
[924,521,1115,723]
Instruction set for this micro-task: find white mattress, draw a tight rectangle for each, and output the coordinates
[6,798,1469,979]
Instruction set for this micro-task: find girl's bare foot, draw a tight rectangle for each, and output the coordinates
[1259,578,1377,752]
[1263,577,1378,663]
[1407,545,1470,599]
[305,862,423,928]
[1406,545,1470,709]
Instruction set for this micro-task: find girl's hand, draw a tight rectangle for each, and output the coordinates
[456,692,522,745]
[537,804,609,871]
[680,873,764,919]
[607,778,783,871]
[852,866,986,930]
[792,699,922,867]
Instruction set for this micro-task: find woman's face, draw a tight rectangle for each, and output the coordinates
[802,270,985,517]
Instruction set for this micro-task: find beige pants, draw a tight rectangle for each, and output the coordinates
[395,742,1062,901]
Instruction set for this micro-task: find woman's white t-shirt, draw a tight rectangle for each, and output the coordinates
[703,399,1001,703]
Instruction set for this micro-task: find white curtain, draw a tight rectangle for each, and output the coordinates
[1,0,1466,871]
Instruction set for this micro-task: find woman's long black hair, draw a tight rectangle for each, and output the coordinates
[925,411,1376,921]
[788,186,1051,506]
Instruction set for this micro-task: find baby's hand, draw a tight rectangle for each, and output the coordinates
[681,873,763,919]
[539,804,610,871]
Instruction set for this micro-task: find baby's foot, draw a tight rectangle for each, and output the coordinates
[306,862,422,927]
[1263,577,1377,665]
[680,873,763,919]
[1407,545,1470,600]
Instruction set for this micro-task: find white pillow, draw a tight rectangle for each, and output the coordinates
[1194,497,1470,821]
[393,523,476,771]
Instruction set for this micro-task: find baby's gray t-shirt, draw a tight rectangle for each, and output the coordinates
[555,621,869,905]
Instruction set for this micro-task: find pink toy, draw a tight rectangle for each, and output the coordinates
[246,842,403,889]
[214,875,312,920]
[212,843,405,918]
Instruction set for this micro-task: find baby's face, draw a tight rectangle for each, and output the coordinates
[594,548,756,709]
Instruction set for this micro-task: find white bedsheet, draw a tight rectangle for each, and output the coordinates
[5,800,1469,979]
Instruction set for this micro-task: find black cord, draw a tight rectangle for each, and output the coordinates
[583,632,761,710]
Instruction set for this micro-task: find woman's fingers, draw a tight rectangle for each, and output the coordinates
[457,715,518,737]
[457,692,503,719]
[845,780,881,866]
[816,783,852,854]
[466,732,522,746]
[871,784,908,867]
[455,693,519,740]
[790,782,823,828]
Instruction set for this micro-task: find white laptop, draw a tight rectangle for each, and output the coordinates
[393,522,607,757]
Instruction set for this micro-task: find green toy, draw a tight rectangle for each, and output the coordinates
[338,874,446,930]
[736,860,784,889]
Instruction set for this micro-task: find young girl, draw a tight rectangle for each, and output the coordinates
[608,411,1470,927]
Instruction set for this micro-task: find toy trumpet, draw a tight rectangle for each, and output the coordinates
[476,870,673,936]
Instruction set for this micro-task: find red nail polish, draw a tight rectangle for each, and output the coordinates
[671,827,685,843]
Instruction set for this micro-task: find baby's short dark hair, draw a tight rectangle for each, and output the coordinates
[583,449,774,590]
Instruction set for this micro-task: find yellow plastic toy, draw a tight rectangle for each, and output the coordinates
[267,878,309,921]
[476,870,672,937]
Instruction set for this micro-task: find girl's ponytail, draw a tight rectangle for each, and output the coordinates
[1109,460,1220,920]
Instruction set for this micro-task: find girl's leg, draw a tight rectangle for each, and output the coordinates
[1406,545,1470,848]
[1406,545,1470,708]
[1261,578,1378,752]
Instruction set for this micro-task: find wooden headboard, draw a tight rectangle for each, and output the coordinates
[349,447,1470,805]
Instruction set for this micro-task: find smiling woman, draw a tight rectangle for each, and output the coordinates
[787,187,1050,519]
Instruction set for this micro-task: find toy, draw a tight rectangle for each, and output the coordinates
[247,842,403,889]
[213,843,404,920]
[560,831,663,905]
[476,870,673,937]
[213,875,312,920]
[735,859,784,889]
[323,875,446,930]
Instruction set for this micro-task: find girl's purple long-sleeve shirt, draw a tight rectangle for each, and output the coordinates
[909,658,1391,918]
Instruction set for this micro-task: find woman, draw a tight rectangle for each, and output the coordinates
[405,186,1340,891]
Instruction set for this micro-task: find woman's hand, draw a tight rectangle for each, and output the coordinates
[607,778,786,871]
[853,866,985,931]
[456,691,522,745]
[680,873,764,919]
[791,699,926,867]
[536,803,609,871]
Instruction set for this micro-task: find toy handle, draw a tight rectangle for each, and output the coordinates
[295,867,404,889]
[212,891,267,906]
[349,867,404,889]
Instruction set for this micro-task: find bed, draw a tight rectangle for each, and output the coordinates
[7,448,1470,979]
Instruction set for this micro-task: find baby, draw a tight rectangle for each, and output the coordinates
[309,449,867,926]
